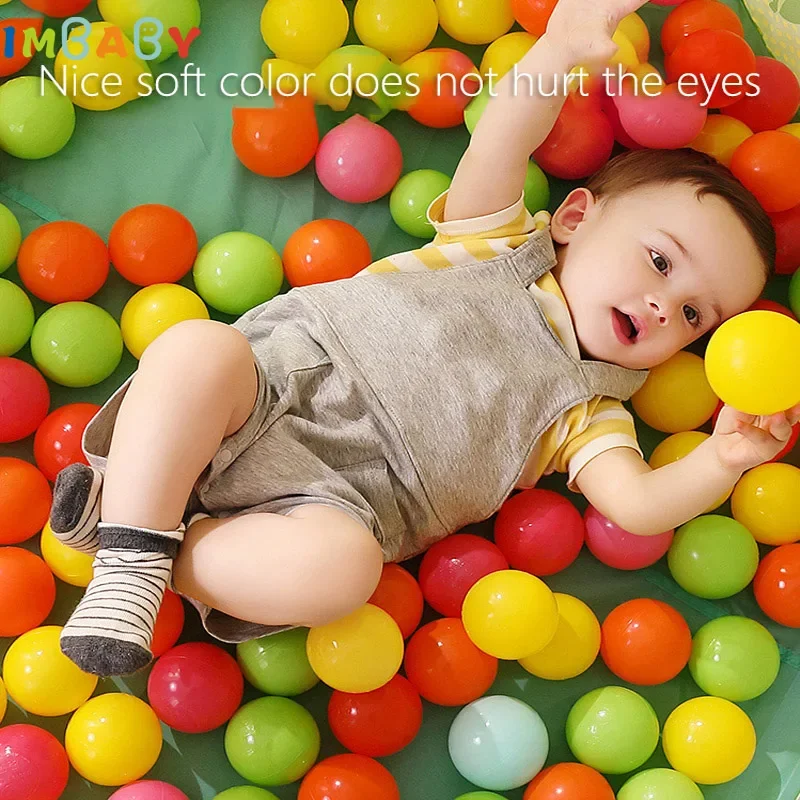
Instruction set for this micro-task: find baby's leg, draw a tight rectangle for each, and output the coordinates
[60,320,258,676]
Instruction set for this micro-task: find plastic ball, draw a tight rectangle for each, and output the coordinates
[404,618,498,706]
[584,505,674,570]
[783,122,800,139]
[0,725,70,800]
[465,87,490,135]
[663,697,756,784]
[193,232,284,316]
[151,589,185,657]
[730,131,800,213]
[436,0,513,44]
[40,520,94,586]
[493,488,584,576]
[65,693,163,786]
[419,533,508,617]
[214,789,280,800]
[109,781,191,800]
[456,794,507,800]
[3,625,98,716]
[354,0,438,63]
[298,754,399,800]
[260,0,349,67]
[523,763,615,800]
[566,687,660,774]
[705,310,800,414]
[618,13,650,63]
[668,515,759,599]
[661,0,744,55]
[0,279,34,357]
[726,56,800,132]
[109,204,198,286]
[34,402,100,482]
[649,431,710,470]
[770,204,800,276]
[367,563,424,639]
[617,769,704,800]
[237,628,318,696]
[512,0,557,36]
[480,32,537,79]
[147,642,244,734]
[316,115,403,203]
[121,284,209,360]
[793,269,800,319]
[0,76,75,160]
[0,456,51,545]
[328,674,422,757]
[689,114,752,166]
[449,696,549,791]
[282,219,372,287]
[0,547,56,637]
[732,463,800,545]
[21,0,91,14]
[306,603,404,692]
[0,357,50,443]
[1,17,44,78]
[524,161,551,215]
[0,677,5,723]
[390,170,452,239]
[519,593,601,680]
[600,598,692,686]
[749,298,797,318]
[754,543,800,627]
[0,202,22,273]
[225,696,320,786]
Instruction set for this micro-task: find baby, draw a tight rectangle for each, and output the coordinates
[51,0,798,677]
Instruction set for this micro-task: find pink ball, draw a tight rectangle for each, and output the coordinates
[0,357,50,443]
[147,642,244,734]
[418,533,509,617]
[584,505,674,570]
[493,488,584,576]
[0,724,70,800]
[109,782,190,800]
[315,115,403,203]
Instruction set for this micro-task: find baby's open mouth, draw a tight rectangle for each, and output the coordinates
[612,308,639,345]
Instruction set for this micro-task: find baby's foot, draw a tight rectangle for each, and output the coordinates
[60,522,184,676]
[50,463,104,555]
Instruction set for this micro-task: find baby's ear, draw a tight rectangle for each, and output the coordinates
[550,188,596,244]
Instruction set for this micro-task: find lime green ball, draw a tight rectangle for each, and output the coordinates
[0,279,35,357]
[618,768,704,800]
[455,794,508,800]
[31,302,123,387]
[0,77,76,160]
[790,268,800,319]
[224,696,320,786]
[236,628,319,697]
[524,161,550,215]
[0,204,22,274]
[465,87,491,135]
[390,169,452,239]
[193,232,284,316]
[214,788,280,800]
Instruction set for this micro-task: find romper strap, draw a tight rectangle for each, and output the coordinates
[580,360,649,401]
[506,228,558,287]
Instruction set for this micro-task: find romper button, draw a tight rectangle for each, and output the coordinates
[218,449,233,463]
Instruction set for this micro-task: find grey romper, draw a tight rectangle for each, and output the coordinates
[83,228,647,642]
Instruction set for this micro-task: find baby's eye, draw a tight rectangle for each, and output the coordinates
[651,251,669,273]
[683,305,701,325]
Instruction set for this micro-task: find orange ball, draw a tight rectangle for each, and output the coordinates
[109,205,198,287]
[0,547,56,637]
[754,543,800,628]
[368,564,424,639]
[151,589,186,658]
[20,0,92,16]
[601,598,692,686]
[731,131,800,213]
[299,754,400,800]
[17,222,109,304]
[282,219,372,287]
[524,762,615,800]
[0,457,51,545]
[512,0,558,36]
[0,18,43,78]
[661,0,744,56]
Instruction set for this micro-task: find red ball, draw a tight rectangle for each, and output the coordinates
[600,90,643,150]
[328,675,423,757]
[754,544,800,628]
[731,131,800,213]
[661,0,744,56]
[0,358,50,443]
[748,299,796,319]
[20,0,92,16]
[368,564,424,639]
[151,589,186,658]
[524,762,615,800]
[148,642,244,733]
[0,725,70,800]
[600,598,692,685]
[0,457,52,546]
[33,402,100,482]
[726,56,800,132]
[0,547,56,637]
[511,0,558,36]
[769,204,800,276]
[298,754,400,800]
[494,488,584,576]
[418,533,508,617]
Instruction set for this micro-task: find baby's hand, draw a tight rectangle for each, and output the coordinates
[711,403,800,473]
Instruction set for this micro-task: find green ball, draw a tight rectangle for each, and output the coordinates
[465,87,491,135]
[689,615,780,701]
[668,515,759,600]
[30,302,123,387]
[618,768,704,800]
[214,788,280,800]
[224,696,320,786]
[0,77,76,160]
[454,794,508,800]
[524,161,550,216]
[566,686,660,775]
[237,628,319,697]
[0,203,22,274]
[0,279,35,357]
[790,268,800,320]
[390,169,452,239]
[193,232,284,316]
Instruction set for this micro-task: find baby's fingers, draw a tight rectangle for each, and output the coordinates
[786,402,800,426]
[754,414,792,442]
[735,419,785,450]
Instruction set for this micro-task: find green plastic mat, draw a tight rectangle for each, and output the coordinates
[2,1,800,798]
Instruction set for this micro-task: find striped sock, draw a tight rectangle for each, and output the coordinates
[60,522,185,676]
[49,463,103,555]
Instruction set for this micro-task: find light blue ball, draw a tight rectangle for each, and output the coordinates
[448,695,549,791]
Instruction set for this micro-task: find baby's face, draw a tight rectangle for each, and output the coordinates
[553,182,767,370]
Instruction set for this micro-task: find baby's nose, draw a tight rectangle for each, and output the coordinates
[648,298,671,326]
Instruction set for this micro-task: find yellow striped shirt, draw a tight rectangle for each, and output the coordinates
[360,191,642,491]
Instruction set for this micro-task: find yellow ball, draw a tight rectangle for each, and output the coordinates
[0,677,6,724]
[610,29,639,71]
[690,115,753,168]
[617,12,649,63]
[462,569,558,660]
[261,0,349,67]
[2,626,97,717]
[780,122,800,140]
[518,593,600,680]
[354,0,439,63]
[732,463,800,545]
[40,521,94,587]
[663,697,756,785]
[705,311,800,416]
[65,693,163,786]
[121,283,209,360]
[480,32,537,79]
[306,604,404,693]
[632,351,718,433]
[435,0,514,45]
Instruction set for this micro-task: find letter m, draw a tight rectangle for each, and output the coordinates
[23,27,56,59]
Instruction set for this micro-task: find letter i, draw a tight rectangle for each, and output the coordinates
[3,26,14,59]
